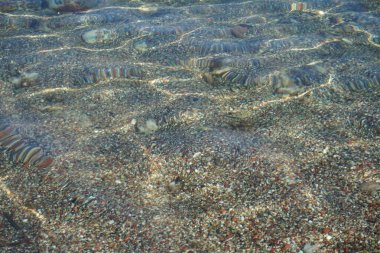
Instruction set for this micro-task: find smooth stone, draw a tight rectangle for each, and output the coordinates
[82,28,116,44]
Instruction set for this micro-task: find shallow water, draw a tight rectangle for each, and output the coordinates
[0,0,379,252]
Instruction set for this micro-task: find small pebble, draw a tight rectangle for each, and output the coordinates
[360,182,380,193]
[230,24,249,38]
[82,28,116,44]
[193,152,202,158]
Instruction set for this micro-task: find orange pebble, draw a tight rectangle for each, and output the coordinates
[322,228,332,234]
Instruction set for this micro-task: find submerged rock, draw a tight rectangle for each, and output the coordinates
[47,0,101,12]
[11,72,39,89]
[82,28,117,44]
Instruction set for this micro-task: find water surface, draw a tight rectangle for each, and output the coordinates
[0,0,379,252]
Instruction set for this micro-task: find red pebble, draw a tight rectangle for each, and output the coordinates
[322,228,332,234]
[281,244,291,252]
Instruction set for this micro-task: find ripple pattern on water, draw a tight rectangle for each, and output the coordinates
[0,1,379,252]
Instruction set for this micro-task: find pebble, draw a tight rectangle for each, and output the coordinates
[137,119,159,134]
[47,0,99,12]
[360,182,380,193]
[230,25,249,38]
[11,72,39,89]
[301,243,320,253]
[193,152,202,158]
[82,28,116,44]
[134,40,148,52]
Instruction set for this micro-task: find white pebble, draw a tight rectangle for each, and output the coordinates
[193,152,202,158]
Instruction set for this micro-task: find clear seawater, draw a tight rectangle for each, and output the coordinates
[0,0,379,252]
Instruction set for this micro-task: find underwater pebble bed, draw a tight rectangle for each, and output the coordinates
[0,0,379,252]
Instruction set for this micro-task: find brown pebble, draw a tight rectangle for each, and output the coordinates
[322,228,331,234]
[231,25,249,38]
[0,126,15,139]
[201,72,214,84]
[35,157,54,169]
[281,244,291,252]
